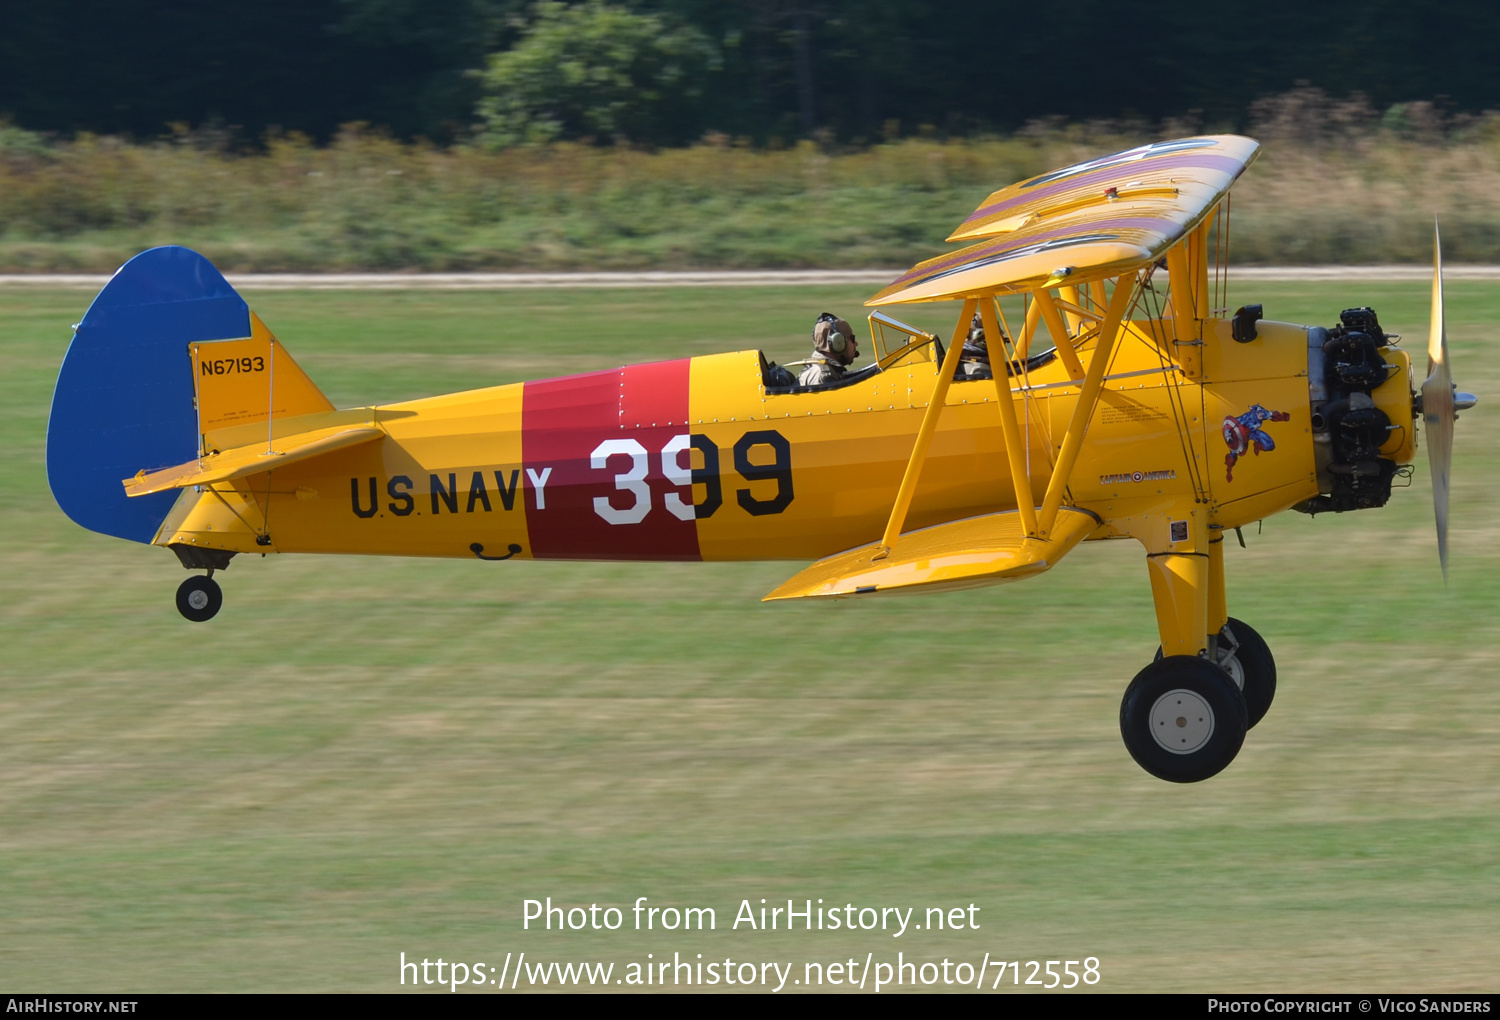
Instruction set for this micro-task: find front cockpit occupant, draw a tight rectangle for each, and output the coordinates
[959,312,999,380]
[797,313,860,386]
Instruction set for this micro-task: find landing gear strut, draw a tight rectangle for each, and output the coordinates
[1155,617,1278,729]
[176,574,223,622]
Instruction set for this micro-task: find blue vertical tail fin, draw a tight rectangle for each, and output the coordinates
[47,247,251,544]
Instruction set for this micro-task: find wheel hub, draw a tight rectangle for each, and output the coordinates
[1148,689,1215,754]
[1216,648,1245,689]
[187,589,209,610]
[1215,627,1245,690]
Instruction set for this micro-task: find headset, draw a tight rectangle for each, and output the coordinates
[816,311,851,355]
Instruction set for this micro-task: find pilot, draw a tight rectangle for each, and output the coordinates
[958,312,997,380]
[798,313,860,386]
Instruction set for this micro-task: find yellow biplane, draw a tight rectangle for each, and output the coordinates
[47,135,1473,782]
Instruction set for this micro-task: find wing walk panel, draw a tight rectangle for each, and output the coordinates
[763,507,1101,600]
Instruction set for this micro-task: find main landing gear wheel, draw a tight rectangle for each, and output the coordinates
[176,575,222,622]
[1155,618,1277,729]
[1120,656,1247,783]
[1217,618,1276,729]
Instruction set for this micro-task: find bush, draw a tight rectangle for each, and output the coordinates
[4,92,1500,272]
[475,1,720,148]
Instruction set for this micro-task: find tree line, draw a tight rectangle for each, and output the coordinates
[2,0,1498,146]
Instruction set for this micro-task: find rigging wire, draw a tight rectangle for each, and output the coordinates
[1145,270,1209,502]
[204,483,268,540]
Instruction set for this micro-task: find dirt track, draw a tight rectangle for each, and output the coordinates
[3,266,1497,289]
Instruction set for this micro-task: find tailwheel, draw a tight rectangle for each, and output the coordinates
[176,575,223,622]
[1121,656,1247,783]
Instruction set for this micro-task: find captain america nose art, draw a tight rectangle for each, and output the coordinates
[1222,403,1291,482]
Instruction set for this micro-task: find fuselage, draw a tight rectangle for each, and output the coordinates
[157,315,1414,564]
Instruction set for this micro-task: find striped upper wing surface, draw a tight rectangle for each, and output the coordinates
[867,135,1261,306]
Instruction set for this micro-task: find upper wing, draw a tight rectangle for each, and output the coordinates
[763,507,1101,601]
[867,135,1260,305]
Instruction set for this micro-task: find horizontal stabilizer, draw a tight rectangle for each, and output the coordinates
[764,507,1101,601]
[123,425,384,497]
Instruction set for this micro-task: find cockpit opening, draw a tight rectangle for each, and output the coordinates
[759,309,1058,393]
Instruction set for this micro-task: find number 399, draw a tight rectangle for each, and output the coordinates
[589,430,792,525]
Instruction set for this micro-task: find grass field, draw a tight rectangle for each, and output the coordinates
[2,280,1497,992]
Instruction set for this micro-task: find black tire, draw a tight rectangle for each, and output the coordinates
[1120,655,1248,783]
[1220,618,1276,730]
[1153,617,1277,730]
[176,575,222,622]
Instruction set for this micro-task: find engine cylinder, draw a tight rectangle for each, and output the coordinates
[1295,307,1411,514]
